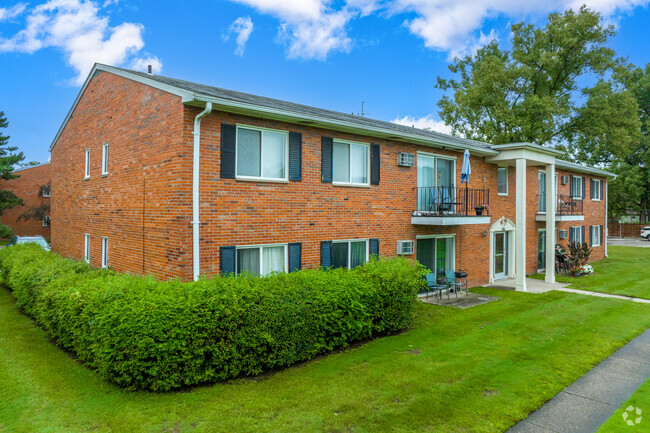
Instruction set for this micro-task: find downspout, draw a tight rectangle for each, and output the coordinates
[192,102,212,281]
[605,179,609,258]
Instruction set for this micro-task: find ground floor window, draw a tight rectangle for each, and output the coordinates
[331,240,368,269]
[538,229,546,270]
[591,225,602,247]
[42,216,50,227]
[84,234,90,263]
[569,226,584,245]
[237,244,287,276]
[416,236,455,281]
[101,237,108,268]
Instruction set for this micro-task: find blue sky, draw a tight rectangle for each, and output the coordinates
[1,0,650,164]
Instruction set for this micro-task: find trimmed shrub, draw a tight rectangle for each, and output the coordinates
[0,244,424,391]
[0,224,13,239]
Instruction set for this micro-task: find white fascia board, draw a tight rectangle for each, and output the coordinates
[411,216,491,225]
[554,159,616,180]
[190,96,499,157]
[535,214,585,222]
[49,63,194,151]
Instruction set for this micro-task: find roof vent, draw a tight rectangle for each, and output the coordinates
[147,64,153,75]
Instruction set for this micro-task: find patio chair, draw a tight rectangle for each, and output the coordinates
[430,188,452,214]
[445,270,463,298]
[425,273,446,300]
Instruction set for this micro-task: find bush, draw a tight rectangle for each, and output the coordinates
[0,224,14,239]
[0,244,424,391]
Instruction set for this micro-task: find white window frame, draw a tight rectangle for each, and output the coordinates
[331,239,370,269]
[591,225,602,247]
[571,176,583,200]
[41,186,51,197]
[570,226,583,244]
[84,148,90,179]
[415,234,457,275]
[101,143,109,175]
[332,139,371,187]
[42,216,50,227]
[84,234,90,263]
[101,237,108,268]
[592,179,602,201]
[235,124,289,182]
[235,243,288,276]
[497,166,508,196]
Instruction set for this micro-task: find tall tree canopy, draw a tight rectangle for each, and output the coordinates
[436,6,638,154]
[0,111,25,215]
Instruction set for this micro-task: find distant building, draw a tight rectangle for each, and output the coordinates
[0,162,51,238]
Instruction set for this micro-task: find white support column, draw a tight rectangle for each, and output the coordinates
[515,158,527,291]
[545,163,556,283]
[605,180,609,257]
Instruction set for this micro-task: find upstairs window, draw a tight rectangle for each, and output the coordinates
[101,143,109,175]
[236,125,287,180]
[570,176,583,199]
[84,149,90,179]
[497,167,508,195]
[592,179,603,200]
[333,140,369,185]
[42,216,50,227]
[40,185,51,197]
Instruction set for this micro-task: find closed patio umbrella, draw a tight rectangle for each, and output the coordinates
[461,150,471,214]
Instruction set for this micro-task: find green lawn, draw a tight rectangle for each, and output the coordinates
[597,377,649,432]
[1,285,649,433]
[531,246,650,299]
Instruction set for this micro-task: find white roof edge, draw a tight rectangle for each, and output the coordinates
[492,142,565,156]
[49,63,194,151]
[13,161,51,173]
[554,159,616,179]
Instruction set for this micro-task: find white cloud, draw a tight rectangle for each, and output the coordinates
[0,0,161,85]
[224,16,254,56]
[391,114,453,135]
[0,3,27,21]
[130,56,162,74]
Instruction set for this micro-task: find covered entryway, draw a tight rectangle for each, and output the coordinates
[493,231,509,280]
[489,217,516,283]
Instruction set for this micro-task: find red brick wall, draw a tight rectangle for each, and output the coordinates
[51,71,191,278]
[50,70,609,286]
[0,163,51,238]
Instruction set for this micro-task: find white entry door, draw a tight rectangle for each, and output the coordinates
[494,231,508,280]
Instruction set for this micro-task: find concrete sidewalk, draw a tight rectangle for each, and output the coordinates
[508,329,650,433]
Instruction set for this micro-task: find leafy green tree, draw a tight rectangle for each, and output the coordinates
[0,111,25,215]
[436,7,635,152]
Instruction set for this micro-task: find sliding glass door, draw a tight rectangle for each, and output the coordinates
[416,154,455,211]
[416,236,455,285]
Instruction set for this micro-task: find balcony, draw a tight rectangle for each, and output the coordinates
[411,186,491,226]
[536,194,584,222]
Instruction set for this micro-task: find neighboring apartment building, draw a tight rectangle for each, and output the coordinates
[0,162,51,238]
[49,64,613,290]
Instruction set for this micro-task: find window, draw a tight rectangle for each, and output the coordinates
[236,244,287,276]
[333,140,369,185]
[591,225,602,247]
[84,234,90,263]
[497,167,508,195]
[42,216,50,227]
[570,176,583,199]
[101,237,108,268]
[592,179,602,200]
[570,226,583,245]
[236,125,288,180]
[84,149,90,179]
[331,240,368,269]
[101,143,109,175]
[41,185,51,197]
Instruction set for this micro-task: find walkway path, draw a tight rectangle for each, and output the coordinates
[508,329,650,432]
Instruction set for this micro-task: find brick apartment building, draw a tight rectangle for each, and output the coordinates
[49,64,613,290]
[0,162,51,238]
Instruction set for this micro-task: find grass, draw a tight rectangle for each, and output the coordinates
[597,378,650,432]
[530,246,650,300]
[1,285,649,433]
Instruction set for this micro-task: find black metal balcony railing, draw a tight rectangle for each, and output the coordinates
[538,194,584,215]
[414,186,490,216]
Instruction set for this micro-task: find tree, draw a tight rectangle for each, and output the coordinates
[0,111,25,215]
[17,182,50,225]
[436,7,636,153]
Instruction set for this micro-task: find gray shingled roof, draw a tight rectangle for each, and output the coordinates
[115,66,493,151]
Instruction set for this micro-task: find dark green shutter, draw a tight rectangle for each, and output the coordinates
[370,143,380,185]
[320,241,332,268]
[369,238,379,256]
[288,242,301,272]
[590,178,595,199]
[321,137,333,183]
[220,246,236,275]
[582,177,586,199]
[601,225,604,243]
[289,132,302,181]
[581,226,586,245]
[589,226,594,246]
[221,124,236,179]
[569,228,575,244]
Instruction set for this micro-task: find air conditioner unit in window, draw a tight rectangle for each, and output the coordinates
[561,176,569,185]
[559,229,568,239]
[397,240,415,255]
[397,152,415,167]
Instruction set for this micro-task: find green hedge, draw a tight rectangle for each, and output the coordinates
[0,244,424,391]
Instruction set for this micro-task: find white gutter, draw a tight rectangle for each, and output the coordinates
[192,102,213,281]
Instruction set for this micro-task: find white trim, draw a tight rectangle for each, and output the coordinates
[331,238,369,269]
[84,233,90,263]
[415,233,457,240]
[101,237,108,268]
[84,148,90,179]
[417,150,458,160]
[591,225,602,247]
[497,166,508,196]
[101,143,109,175]
[332,139,371,186]
[235,124,289,182]
[411,216,490,225]
[536,214,584,222]
[605,181,609,257]
[235,243,289,276]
